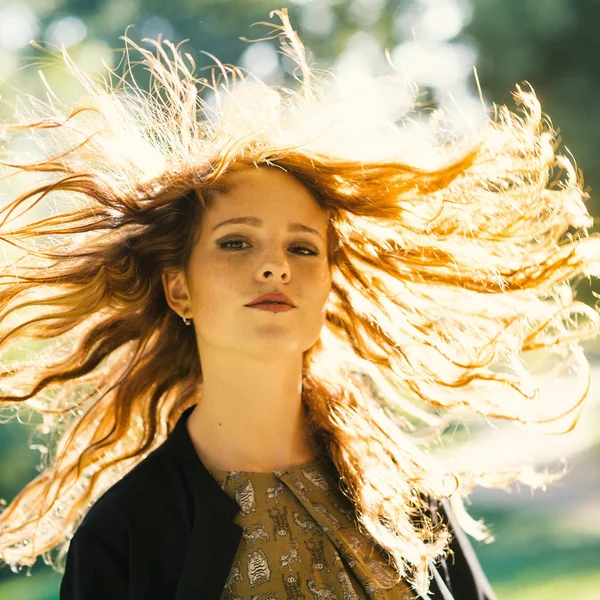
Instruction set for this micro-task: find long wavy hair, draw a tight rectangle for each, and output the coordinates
[0,8,599,597]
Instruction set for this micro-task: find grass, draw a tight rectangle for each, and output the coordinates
[493,569,600,600]
[472,504,600,600]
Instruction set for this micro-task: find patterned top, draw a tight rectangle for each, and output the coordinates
[207,453,416,600]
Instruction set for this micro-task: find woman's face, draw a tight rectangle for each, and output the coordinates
[177,166,332,360]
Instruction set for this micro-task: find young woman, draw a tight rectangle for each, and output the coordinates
[0,9,598,600]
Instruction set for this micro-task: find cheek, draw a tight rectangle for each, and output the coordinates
[314,264,332,299]
[188,260,233,312]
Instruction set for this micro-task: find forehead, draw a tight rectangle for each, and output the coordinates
[205,166,324,218]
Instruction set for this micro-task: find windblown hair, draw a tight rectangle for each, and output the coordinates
[0,8,599,597]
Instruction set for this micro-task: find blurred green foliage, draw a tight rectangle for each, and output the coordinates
[1,0,599,598]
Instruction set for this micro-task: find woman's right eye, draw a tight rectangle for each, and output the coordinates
[219,239,249,250]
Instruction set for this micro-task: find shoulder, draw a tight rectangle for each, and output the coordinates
[61,440,196,599]
[78,439,193,538]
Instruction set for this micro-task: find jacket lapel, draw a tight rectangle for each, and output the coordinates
[165,406,243,600]
[174,499,242,600]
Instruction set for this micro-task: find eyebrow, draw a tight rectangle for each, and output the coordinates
[211,216,324,241]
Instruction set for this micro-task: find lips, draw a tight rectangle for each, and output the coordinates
[245,292,295,307]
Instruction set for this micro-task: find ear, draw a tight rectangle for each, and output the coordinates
[161,268,191,318]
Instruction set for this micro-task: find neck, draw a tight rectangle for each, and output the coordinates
[186,350,318,473]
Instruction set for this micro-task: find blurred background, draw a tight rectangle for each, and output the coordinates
[0,0,599,598]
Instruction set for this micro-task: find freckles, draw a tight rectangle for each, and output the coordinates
[197,262,242,301]
[218,262,243,281]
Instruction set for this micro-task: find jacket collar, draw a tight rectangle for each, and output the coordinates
[162,405,244,600]
[163,404,240,520]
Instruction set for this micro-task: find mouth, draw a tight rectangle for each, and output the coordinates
[246,301,295,312]
[246,294,295,307]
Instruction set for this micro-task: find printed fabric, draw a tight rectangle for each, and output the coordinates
[208,454,416,600]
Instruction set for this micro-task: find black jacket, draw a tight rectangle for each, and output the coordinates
[59,405,497,600]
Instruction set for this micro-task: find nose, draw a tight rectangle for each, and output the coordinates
[255,248,290,281]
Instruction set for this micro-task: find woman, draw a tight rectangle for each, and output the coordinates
[0,9,598,600]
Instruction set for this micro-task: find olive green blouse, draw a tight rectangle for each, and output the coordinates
[207,453,416,600]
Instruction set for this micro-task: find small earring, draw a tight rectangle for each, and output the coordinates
[182,314,192,326]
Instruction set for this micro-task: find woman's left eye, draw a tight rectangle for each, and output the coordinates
[219,239,318,256]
